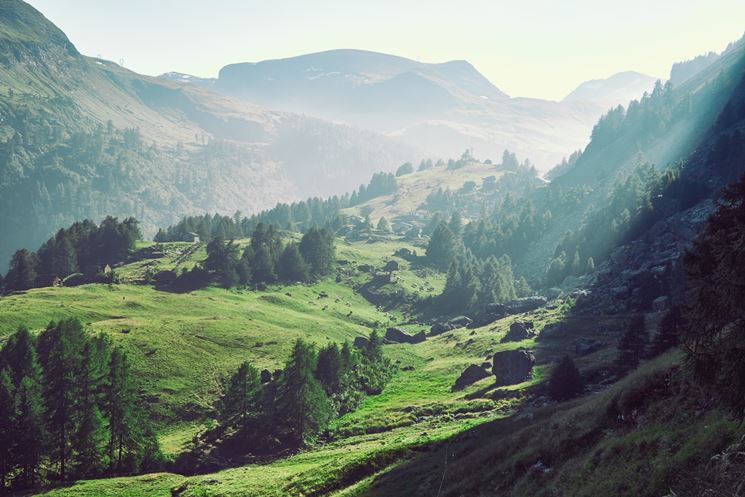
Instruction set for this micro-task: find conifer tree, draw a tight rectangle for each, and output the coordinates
[38,318,86,481]
[105,348,136,474]
[426,222,457,271]
[376,217,391,233]
[219,361,261,431]
[73,342,106,477]
[14,375,46,487]
[278,340,332,446]
[649,306,682,357]
[616,315,648,373]
[251,245,277,284]
[0,370,14,491]
[5,249,38,291]
[548,356,583,401]
[315,343,342,395]
[277,244,310,283]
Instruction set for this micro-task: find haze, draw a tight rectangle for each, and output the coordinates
[26,0,745,101]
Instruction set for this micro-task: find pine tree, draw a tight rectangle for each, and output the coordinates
[376,217,391,233]
[251,245,277,284]
[14,375,46,487]
[37,318,86,481]
[219,361,261,431]
[586,256,596,273]
[548,356,583,401]
[315,343,342,395]
[105,348,136,474]
[0,370,14,491]
[278,340,332,446]
[5,249,38,291]
[616,315,648,373]
[426,222,457,271]
[364,330,383,363]
[299,227,335,278]
[73,342,106,477]
[277,244,310,283]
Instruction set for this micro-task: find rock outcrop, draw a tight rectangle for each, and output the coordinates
[452,364,491,391]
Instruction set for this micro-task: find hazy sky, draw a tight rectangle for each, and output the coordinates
[27,0,745,101]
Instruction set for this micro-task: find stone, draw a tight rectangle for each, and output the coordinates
[260,369,272,383]
[501,321,536,342]
[452,364,491,391]
[503,296,548,315]
[383,260,400,272]
[429,322,455,336]
[546,287,562,299]
[492,349,535,386]
[539,322,566,339]
[353,336,370,349]
[448,315,473,328]
[652,295,670,311]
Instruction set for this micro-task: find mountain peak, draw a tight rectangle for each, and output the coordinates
[562,70,658,107]
[0,0,76,51]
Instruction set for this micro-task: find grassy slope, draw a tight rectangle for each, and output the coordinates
[2,237,587,497]
[342,161,503,223]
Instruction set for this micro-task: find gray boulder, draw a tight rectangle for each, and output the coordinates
[653,295,670,311]
[492,349,535,386]
[260,369,272,383]
[501,321,536,342]
[448,316,473,328]
[452,364,490,391]
[429,322,455,336]
[539,322,567,340]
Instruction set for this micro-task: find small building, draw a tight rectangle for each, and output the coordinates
[188,232,200,243]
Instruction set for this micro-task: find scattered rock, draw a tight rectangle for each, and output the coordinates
[501,321,536,342]
[448,315,473,328]
[401,365,415,371]
[546,287,562,299]
[492,349,535,386]
[480,361,492,370]
[353,336,370,349]
[452,364,491,391]
[429,322,454,336]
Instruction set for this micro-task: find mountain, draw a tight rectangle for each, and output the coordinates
[168,50,657,171]
[0,1,414,268]
[562,70,658,109]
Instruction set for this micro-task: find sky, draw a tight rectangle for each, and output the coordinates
[26,0,745,101]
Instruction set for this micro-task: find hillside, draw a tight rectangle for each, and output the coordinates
[0,0,414,269]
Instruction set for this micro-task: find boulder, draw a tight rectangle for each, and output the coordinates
[539,322,567,340]
[353,336,370,349]
[383,260,400,272]
[429,322,455,336]
[452,364,491,391]
[448,316,473,328]
[260,369,272,383]
[385,327,426,344]
[492,349,535,386]
[652,295,670,311]
[501,321,536,342]
[504,296,548,314]
[574,338,603,356]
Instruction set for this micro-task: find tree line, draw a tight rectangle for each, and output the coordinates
[1,217,140,294]
[155,172,398,244]
[178,332,392,469]
[0,318,161,493]
[162,224,335,291]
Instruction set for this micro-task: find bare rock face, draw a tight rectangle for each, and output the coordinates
[452,364,490,391]
[492,349,535,386]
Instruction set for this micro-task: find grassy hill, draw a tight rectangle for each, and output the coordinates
[0,234,596,497]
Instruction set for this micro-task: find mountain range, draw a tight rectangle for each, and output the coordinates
[162,50,659,168]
